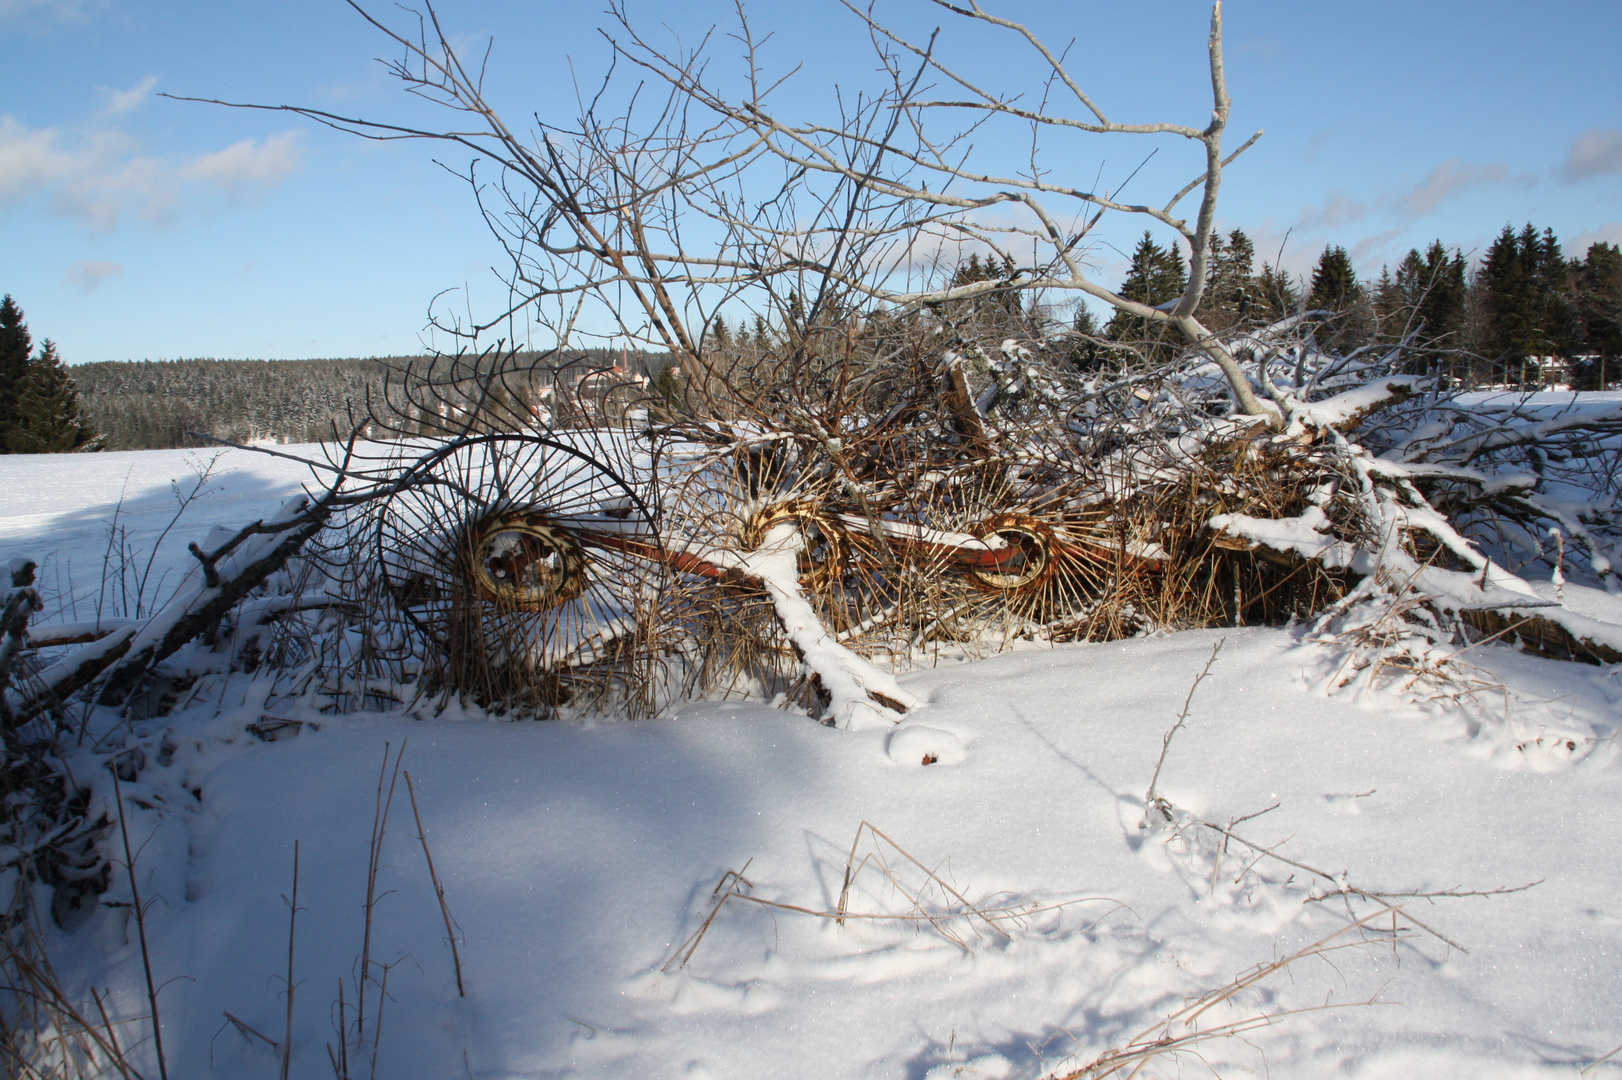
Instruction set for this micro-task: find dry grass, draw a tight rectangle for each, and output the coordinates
[663,821,1122,971]
[1041,907,1403,1080]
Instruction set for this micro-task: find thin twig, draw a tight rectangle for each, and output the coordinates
[404,771,465,997]
[357,740,406,1049]
[1583,1039,1622,1076]
[1143,637,1224,825]
[281,839,300,1080]
[111,762,169,1080]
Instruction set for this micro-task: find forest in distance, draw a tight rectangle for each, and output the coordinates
[70,348,667,450]
[53,220,1622,451]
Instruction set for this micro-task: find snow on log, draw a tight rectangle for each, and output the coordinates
[93,494,334,706]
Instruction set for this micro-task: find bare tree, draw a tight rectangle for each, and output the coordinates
[172,0,1271,418]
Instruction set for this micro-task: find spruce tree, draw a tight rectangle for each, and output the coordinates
[1306,246,1370,352]
[948,252,1024,323]
[1414,241,1467,346]
[1575,241,1622,389]
[1069,306,1106,371]
[1374,263,1407,341]
[1479,224,1575,385]
[0,295,33,442]
[4,340,101,454]
[1255,262,1299,321]
[650,360,681,420]
[1200,228,1258,331]
[1306,246,1362,313]
[709,315,731,355]
[1379,242,1466,365]
[1104,232,1187,360]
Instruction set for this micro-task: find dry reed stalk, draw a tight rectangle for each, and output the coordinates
[403,771,465,997]
[664,824,1119,970]
[0,923,147,1080]
[280,839,300,1080]
[1583,1040,1622,1076]
[1043,907,1404,1080]
[357,740,405,1051]
[221,1010,277,1051]
[1193,818,1539,953]
[110,764,168,1080]
[1141,638,1223,828]
[835,822,1008,945]
[367,964,389,1080]
[327,978,348,1080]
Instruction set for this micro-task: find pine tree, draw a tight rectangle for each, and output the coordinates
[5,340,101,453]
[1255,262,1298,322]
[1104,232,1187,360]
[0,295,33,442]
[1306,246,1371,352]
[1574,241,1622,389]
[1199,228,1258,331]
[1479,224,1575,385]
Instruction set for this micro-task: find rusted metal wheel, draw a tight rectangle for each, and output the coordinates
[374,434,660,715]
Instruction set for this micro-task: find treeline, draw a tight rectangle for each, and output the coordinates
[71,349,666,450]
[74,357,395,450]
[1090,225,1622,388]
[8,224,1621,455]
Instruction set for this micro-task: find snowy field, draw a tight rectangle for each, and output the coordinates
[3,445,1621,1079]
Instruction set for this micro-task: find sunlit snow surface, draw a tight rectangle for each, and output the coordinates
[2,445,1621,1079]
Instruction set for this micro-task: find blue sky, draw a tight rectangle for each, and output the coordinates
[3,0,1620,363]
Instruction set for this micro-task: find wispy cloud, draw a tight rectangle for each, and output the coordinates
[1564,130,1622,181]
[1350,229,1403,266]
[99,75,157,117]
[64,260,122,292]
[0,0,109,25]
[0,112,303,232]
[1297,191,1368,229]
[1296,158,1531,236]
[1571,223,1622,251]
[180,132,302,195]
[1399,160,1528,216]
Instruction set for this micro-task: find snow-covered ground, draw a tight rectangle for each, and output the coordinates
[4,446,1622,1079]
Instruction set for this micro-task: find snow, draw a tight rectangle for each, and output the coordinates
[0,444,326,624]
[1454,389,1622,415]
[3,447,1622,1078]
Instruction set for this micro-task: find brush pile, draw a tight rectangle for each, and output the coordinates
[33,318,1599,732]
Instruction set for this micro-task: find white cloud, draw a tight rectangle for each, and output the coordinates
[1349,229,1405,268]
[1297,191,1368,229]
[1564,130,1622,181]
[1292,158,1531,242]
[1571,223,1622,252]
[1399,160,1524,216]
[64,260,122,292]
[0,112,303,232]
[181,132,303,195]
[0,0,107,24]
[0,115,79,200]
[100,75,158,118]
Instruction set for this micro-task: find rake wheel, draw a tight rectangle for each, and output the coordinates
[374,434,660,715]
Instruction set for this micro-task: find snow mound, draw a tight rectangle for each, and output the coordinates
[887,724,966,766]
